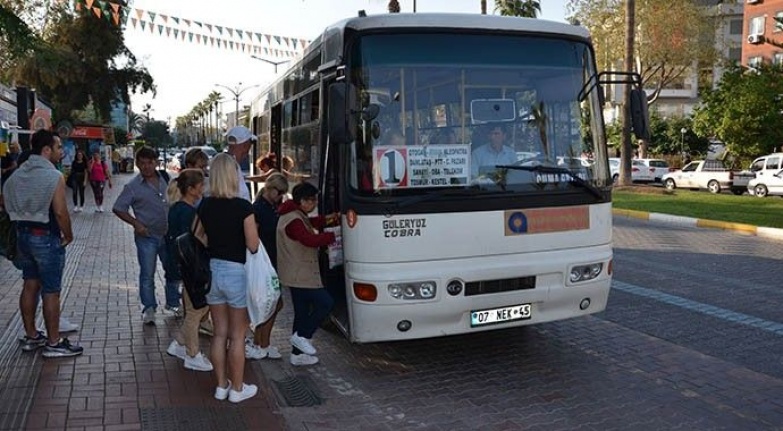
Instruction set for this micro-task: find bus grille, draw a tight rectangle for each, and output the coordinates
[464,276,536,296]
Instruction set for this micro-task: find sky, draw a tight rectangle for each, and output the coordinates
[123,0,569,124]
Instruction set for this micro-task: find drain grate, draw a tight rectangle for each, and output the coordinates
[140,406,247,431]
[272,375,323,407]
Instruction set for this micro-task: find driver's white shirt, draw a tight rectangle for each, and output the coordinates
[471,144,517,177]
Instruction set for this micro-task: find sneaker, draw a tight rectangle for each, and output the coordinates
[166,340,187,359]
[262,345,282,359]
[245,339,267,360]
[214,380,232,401]
[73,206,81,213]
[19,331,47,352]
[290,353,319,366]
[37,317,79,335]
[198,322,214,337]
[290,332,316,355]
[184,352,213,372]
[98,205,104,212]
[59,317,79,333]
[228,383,258,404]
[42,338,84,358]
[142,308,156,325]
[164,305,183,318]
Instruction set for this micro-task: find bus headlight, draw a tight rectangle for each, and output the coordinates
[569,263,603,283]
[388,281,437,300]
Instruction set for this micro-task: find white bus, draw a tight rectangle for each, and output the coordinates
[248,13,648,343]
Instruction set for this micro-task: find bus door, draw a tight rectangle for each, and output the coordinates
[318,75,349,334]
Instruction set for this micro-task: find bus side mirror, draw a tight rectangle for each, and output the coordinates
[629,88,650,140]
[328,82,357,144]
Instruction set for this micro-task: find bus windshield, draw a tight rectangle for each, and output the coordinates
[348,32,608,196]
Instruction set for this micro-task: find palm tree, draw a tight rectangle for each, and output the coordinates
[127,111,145,136]
[388,0,400,13]
[481,0,487,14]
[494,0,540,18]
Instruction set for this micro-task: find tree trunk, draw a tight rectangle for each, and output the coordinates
[481,0,487,14]
[619,0,635,186]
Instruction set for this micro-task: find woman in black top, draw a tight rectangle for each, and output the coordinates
[246,173,289,359]
[196,153,260,404]
[70,150,87,212]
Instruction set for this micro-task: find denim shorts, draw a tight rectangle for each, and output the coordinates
[15,228,66,295]
[206,259,246,308]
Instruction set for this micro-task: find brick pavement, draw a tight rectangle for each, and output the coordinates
[0,172,286,431]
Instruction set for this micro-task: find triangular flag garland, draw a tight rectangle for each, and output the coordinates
[79,0,311,59]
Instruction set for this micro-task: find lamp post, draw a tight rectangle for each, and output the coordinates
[250,55,291,73]
[214,82,260,128]
[680,127,687,157]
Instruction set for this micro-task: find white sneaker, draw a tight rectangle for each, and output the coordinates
[142,308,156,325]
[290,353,319,366]
[59,317,79,333]
[228,383,258,403]
[245,339,267,360]
[77,206,83,212]
[262,345,282,359]
[166,340,186,359]
[214,380,231,401]
[73,207,81,213]
[184,352,213,372]
[290,332,316,355]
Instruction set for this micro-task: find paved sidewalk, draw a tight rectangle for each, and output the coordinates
[0,173,286,431]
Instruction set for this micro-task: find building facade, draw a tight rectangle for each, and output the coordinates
[743,0,783,67]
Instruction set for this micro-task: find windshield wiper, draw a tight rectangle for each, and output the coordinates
[494,164,605,200]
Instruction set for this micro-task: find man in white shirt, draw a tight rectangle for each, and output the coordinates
[471,123,517,178]
[224,126,255,201]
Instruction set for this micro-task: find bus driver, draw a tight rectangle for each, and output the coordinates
[470,123,517,178]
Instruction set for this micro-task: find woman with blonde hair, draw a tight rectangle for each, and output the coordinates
[196,153,260,403]
[245,173,288,359]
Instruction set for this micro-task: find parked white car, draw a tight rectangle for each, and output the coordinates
[662,160,734,194]
[636,158,670,182]
[609,158,654,182]
[747,168,783,198]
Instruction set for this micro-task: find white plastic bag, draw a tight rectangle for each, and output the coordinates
[245,247,281,329]
[324,226,343,269]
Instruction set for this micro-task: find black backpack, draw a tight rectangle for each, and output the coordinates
[175,219,211,309]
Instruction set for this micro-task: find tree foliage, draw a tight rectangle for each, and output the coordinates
[567,0,718,105]
[388,0,400,13]
[142,120,172,148]
[691,65,783,160]
[1,1,154,123]
[496,0,540,17]
[494,0,540,17]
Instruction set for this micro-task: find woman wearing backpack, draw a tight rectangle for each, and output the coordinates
[197,153,260,404]
[164,169,213,372]
[87,151,112,212]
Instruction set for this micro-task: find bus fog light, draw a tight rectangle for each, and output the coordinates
[569,263,603,283]
[579,298,591,310]
[446,280,464,296]
[387,281,437,300]
[397,320,412,332]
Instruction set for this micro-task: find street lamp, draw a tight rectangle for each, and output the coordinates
[680,127,687,157]
[250,55,291,73]
[214,82,260,128]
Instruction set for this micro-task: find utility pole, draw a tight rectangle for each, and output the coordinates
[250,56,291,74]
[215,83,260,128]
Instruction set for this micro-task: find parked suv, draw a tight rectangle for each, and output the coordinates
[636,158,670,182]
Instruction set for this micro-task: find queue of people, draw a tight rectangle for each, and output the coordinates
[4,126,338,405]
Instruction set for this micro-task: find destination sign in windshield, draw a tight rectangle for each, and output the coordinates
[374,145,471,189]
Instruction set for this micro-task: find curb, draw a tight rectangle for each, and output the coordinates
[612,208,783,240]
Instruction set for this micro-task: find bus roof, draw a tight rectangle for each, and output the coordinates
[327,13,590,40]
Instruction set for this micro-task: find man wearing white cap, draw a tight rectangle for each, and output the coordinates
[224,126,255,201]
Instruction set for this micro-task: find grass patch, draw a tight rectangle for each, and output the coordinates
[612,188,783,229]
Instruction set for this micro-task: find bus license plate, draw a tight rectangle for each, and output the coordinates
[471,304,532,327]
